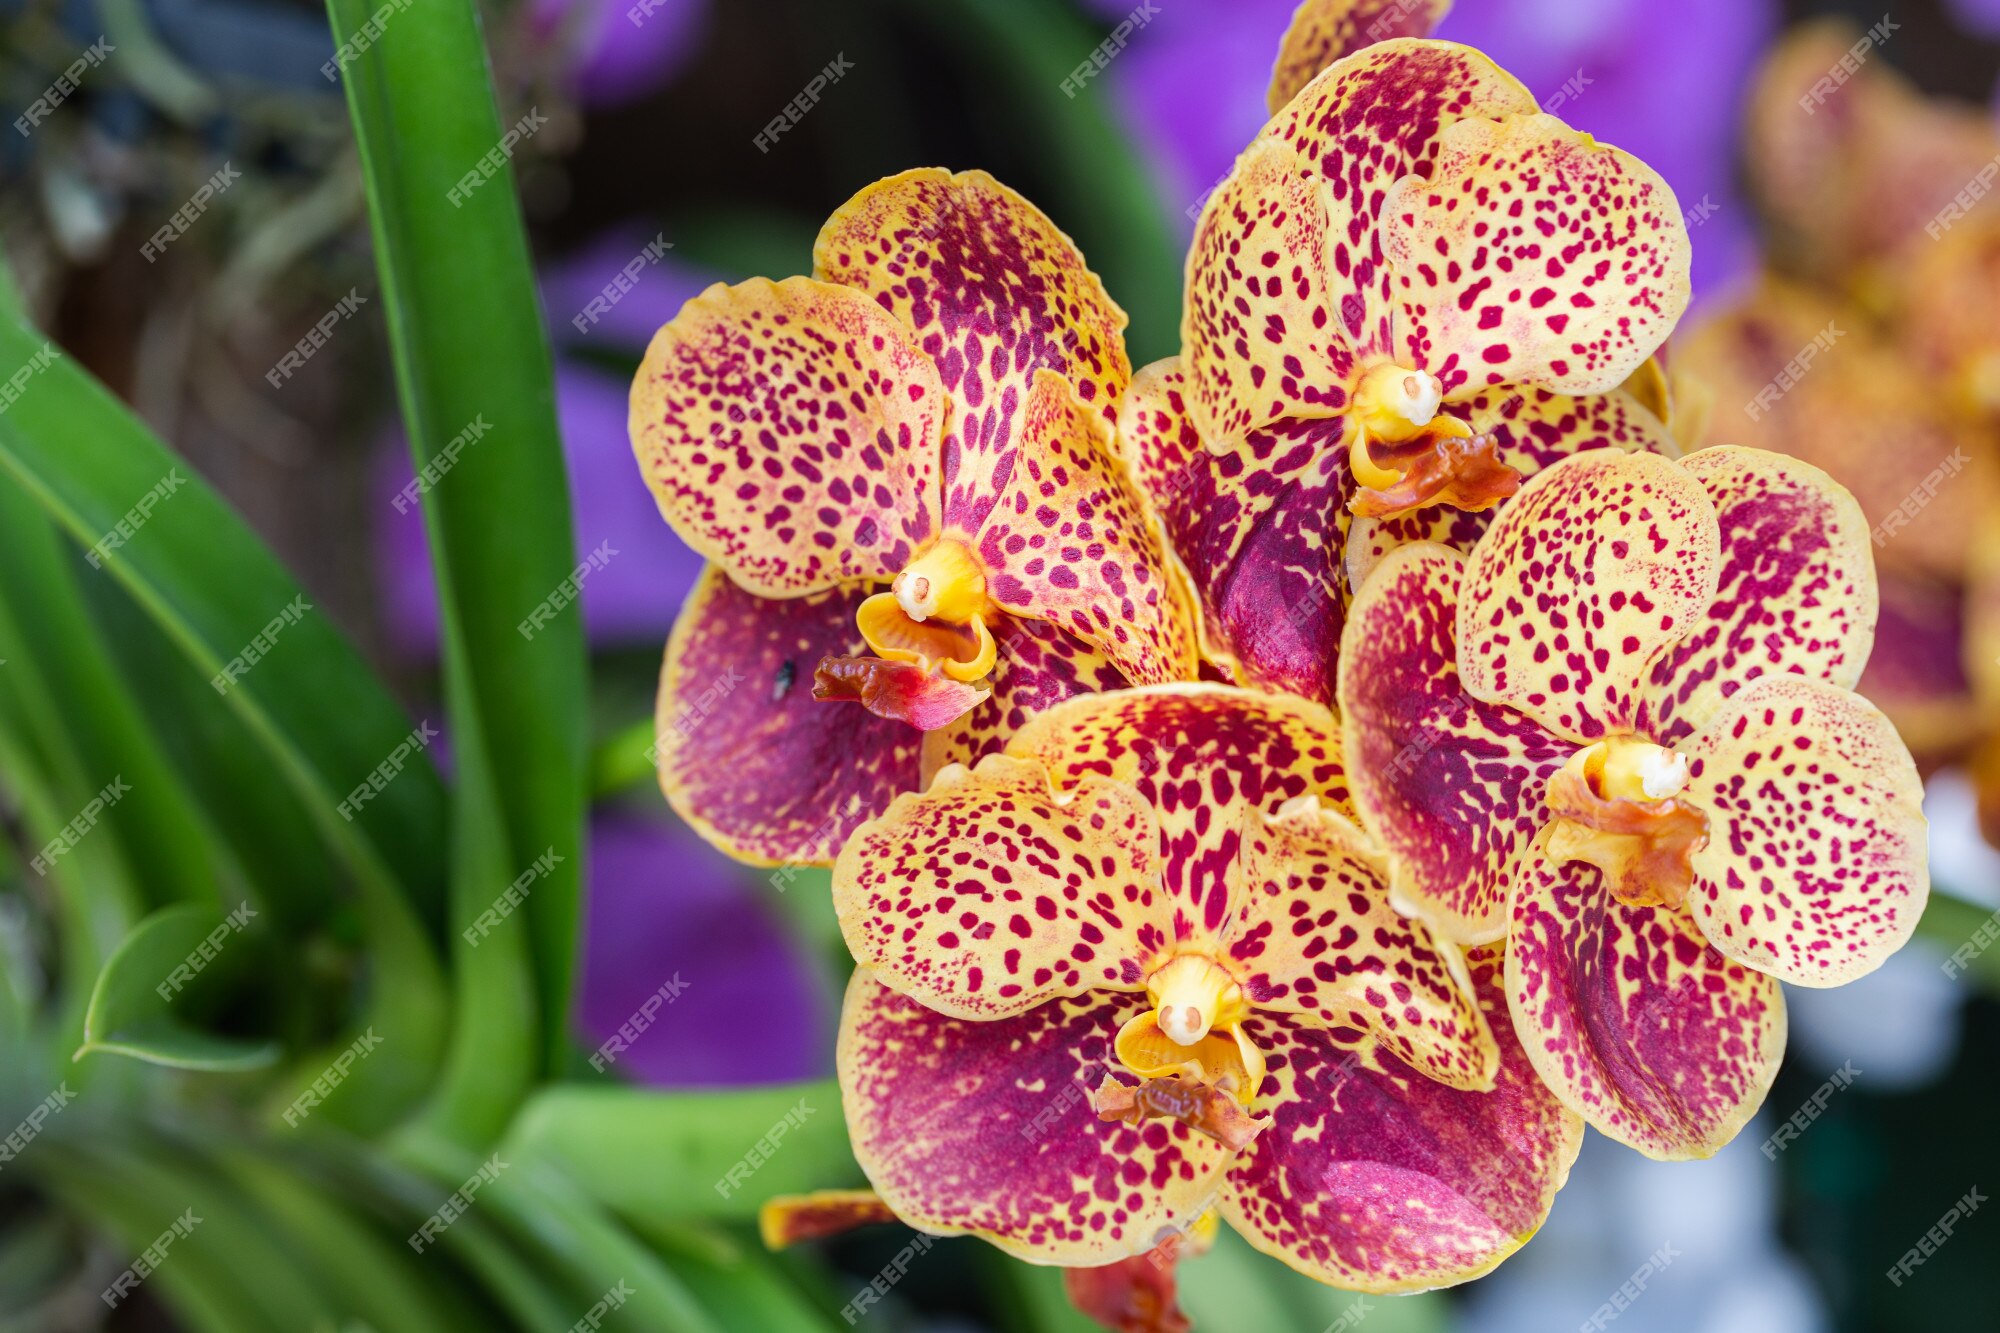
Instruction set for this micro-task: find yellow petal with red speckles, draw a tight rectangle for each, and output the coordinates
[833,754,1164,1019]
[813,169,1130,536]
[1381,114,1689,398]
[658,567,921,866]
[1005,685,1353,950]
[1458,449,1720,743]
[1506,833,1784,1160]
[838,971,1231,1267]
[1345,384,1676,590]
[630,277,942,598]
[1637,447,1877,745]
[1184,133,1352,446]
[1340,544,1570,945]
[1266,0,1452,114]
[1683,673,1928,989]
[975,370,1199,689]
[1228,798,1496,1090]
[1223,946,1581,1292]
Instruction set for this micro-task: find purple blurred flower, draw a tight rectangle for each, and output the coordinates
[532,0,709,109]
[376,229,714,653]
[1086,0,1777,305]
[575,814,834,1086]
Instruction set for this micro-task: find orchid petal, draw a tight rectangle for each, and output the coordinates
[1266,0,1452,114]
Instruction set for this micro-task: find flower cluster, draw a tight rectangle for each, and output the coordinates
[630,2,1929,1317]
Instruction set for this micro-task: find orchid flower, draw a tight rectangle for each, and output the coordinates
[1130,38,1690,706]
[830,684,1580,1291]
[630,169,1199,864]
[1338,445,1929,1158]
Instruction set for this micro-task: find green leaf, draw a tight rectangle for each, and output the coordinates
[0,318,450,933]
[76,904,278,1071]
[504,1081,861,1226]
[326,0,587,1117]
[1916,886,2000,995]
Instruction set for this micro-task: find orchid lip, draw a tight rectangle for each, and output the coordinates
[1545,737,1709,910]
[1352,361,1445,444]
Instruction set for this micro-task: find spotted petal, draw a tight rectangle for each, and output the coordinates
[1229,799,1496,1090]
[1505,834,1785,1159]
[834,754,1164,1019]
[1268,40,1538,373]
[1340,544,1570,944]
[1683,673,1928,988]
[1006,686,1351,956]
[839,972,1230,1266]
[1266,0,1452,114]
[630,277,942,597]
[813,169,1130,535]
[1382,114,1689,398]
[1345,384,1676,591]
[1637,447,1877,745]
[1184,134,1351,446]
[1458,449,1720,742]
[976,370,1199,688]
[658,568,921,865]
[1223,947,1581,1292]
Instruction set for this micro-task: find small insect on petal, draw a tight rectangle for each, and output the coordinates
[1094,1073,1270,1152]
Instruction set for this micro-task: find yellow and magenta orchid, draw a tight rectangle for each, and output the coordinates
[631,169,1199,864]
[1128,38,1690,707]
[831,684,1581,1291]
[1338,445,1928,1159]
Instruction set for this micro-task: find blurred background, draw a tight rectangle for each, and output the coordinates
[3,0,1999,1329]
